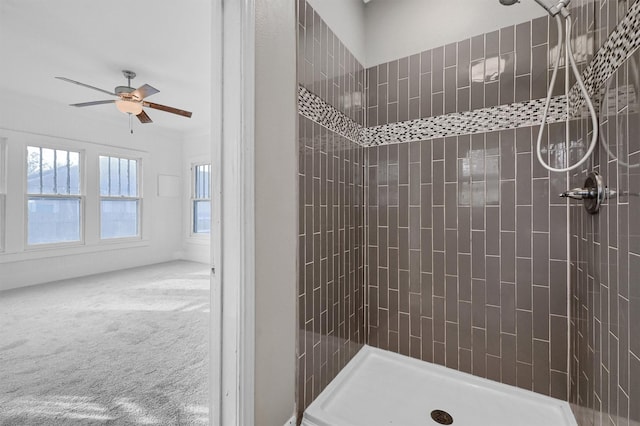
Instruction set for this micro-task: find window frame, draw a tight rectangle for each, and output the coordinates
[98,154,142,241]
[191,162,211,236]
[24,143,85,249]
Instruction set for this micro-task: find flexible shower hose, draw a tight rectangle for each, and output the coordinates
[536,14,599,173]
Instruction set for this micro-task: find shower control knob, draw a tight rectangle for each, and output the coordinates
[559,188,596,200]
[558,171,615,214]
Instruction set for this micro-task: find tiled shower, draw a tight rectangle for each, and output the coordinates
[296,0,640,424]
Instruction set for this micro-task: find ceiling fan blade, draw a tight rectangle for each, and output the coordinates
[144,102,192,118]
[55,77,117,96]
[70,100,116,107]
[131,84,160,101]
[136,110,153,124]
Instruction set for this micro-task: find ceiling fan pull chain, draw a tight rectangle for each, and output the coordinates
[129,113,134,134]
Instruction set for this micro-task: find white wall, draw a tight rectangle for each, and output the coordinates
[180,132,211,264]
[255,0,297,423]
[364,0,546,67]
[0,90,184,290]
[306,0,367,65]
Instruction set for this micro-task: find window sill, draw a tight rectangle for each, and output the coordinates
[0,239,151,264]
[186,234,210,244]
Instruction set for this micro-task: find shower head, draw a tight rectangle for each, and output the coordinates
[499,0,519,5]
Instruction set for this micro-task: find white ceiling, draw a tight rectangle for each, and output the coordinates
[0,0,212,135]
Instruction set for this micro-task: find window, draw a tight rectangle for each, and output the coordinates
[99,156,140,239]
[192,164,211,234]
[27,146,82,245]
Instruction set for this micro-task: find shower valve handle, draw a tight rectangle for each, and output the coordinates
[559,188,596,200]
[558,172,616,214]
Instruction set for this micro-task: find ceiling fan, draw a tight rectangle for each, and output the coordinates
[55,70,192,125]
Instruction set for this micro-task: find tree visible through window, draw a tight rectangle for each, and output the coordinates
[193,164,211,234]
[27,146,81,245]
[99,156,140,239]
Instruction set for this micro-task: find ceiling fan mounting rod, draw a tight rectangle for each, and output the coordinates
[122,70,136,88]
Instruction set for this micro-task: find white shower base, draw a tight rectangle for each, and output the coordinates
[301,345,576,426]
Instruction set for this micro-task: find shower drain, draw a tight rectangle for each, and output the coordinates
[430,409,454,425]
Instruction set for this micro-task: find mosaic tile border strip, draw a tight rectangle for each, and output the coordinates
[568,0,640,113]
[298,86,567,147]
[360,96,567,146]
[298,86,363,143]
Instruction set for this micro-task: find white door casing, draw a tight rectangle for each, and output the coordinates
[211,0,256,425]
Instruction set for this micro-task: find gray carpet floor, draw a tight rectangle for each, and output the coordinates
[0,261,209,425]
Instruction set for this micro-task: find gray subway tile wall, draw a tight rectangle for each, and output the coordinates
[366,124,568,397]
[365,14,561,127]
[297,115,365,414]
[296,0,366,417]
[569,1,640,425]
[297,0,640,423]
[297,0,365,128]
[362,7,590,398]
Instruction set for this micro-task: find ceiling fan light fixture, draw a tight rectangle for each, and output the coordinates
[115,99,143,115]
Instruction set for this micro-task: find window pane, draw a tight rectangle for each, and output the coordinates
[40,148,55,194]
[194,166,200,198]
[27,197,81,244]
[129,160,138,197]
[27,146,41,194]
[99,156,110,196]
[101,200,138,239]
[55,150,67,194]
[194,164,210,199]
[205,165,209,197]
[100,156,137,197]
[110,157,119,195]
[28,146,80,195]
[193,200,211,234]
[120,158,129,196]
[69,151,80,195]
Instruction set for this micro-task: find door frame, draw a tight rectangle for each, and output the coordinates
[210,0,256,424]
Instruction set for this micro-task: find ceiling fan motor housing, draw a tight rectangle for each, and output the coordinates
[115,86,135,96]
